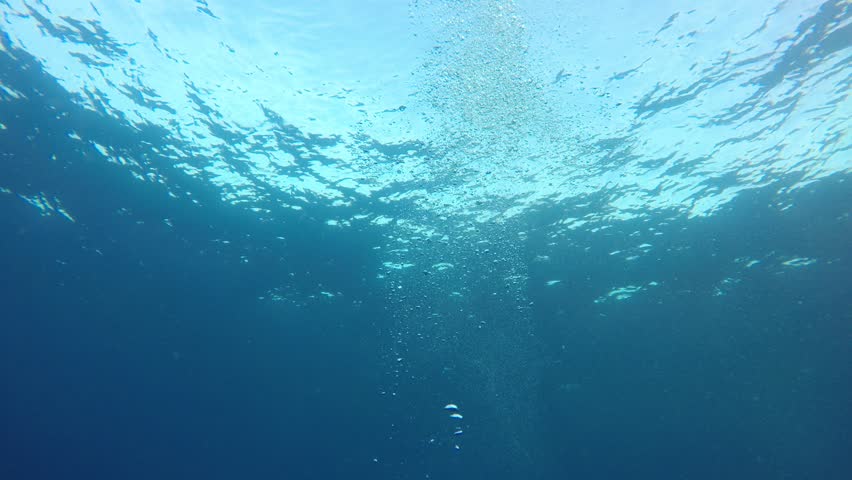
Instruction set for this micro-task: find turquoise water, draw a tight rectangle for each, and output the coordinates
[0,1,850,479]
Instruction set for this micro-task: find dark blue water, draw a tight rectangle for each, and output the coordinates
[1,12,851,480]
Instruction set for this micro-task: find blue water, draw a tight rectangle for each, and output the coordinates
[1,1,850,479]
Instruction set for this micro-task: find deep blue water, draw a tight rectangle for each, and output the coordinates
[1,2,851,480]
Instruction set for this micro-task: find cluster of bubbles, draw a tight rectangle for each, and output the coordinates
[407,0,578,222]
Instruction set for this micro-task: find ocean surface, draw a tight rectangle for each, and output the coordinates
[0,1,850,479]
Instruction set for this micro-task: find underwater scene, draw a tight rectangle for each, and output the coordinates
[0,1,850,479]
